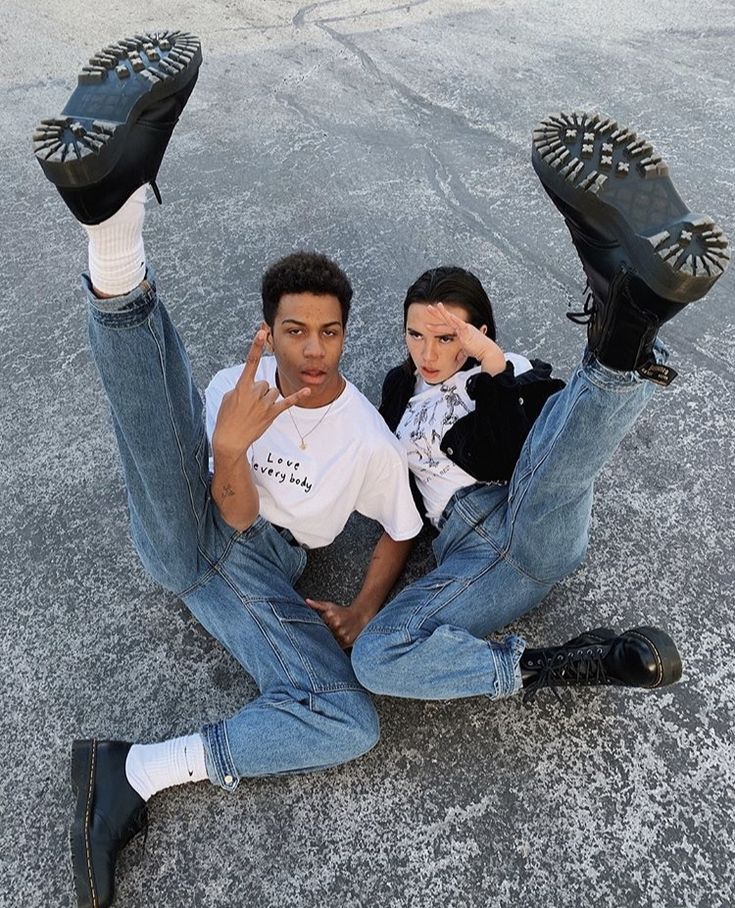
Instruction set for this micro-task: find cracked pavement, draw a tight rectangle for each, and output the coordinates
[2,1,734,906]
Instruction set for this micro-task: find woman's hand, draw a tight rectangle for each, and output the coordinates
[306,599,373,649]
[426,302,506,376]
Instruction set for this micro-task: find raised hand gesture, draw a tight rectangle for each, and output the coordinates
[426,302,506,376]
[212,328,311,459]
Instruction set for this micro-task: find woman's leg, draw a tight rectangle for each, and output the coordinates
[352,498,539,699]
[353,344,664,700]
[502,344,660,585]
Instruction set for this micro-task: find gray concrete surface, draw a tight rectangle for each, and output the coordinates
[2,1,734,906]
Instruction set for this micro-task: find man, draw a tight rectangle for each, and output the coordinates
[36,31,421,908]
[33,31,711,908]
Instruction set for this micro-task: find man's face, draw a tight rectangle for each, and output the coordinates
[266,292,346,408]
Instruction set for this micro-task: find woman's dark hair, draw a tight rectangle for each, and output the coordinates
[401,265,496,373]
[261,251,353,327]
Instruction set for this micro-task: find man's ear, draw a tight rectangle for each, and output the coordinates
[480,325,488,336]
[262,320,274,352]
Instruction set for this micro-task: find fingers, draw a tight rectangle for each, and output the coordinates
[274,386,312,414]
[306,600,351,648]
[305,598,334,612]
[239,329,267,385]
[426,302,453,325]
[305,598,325,611]
[430,302,466,331]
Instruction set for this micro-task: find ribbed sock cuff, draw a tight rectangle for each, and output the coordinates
[84,185,148,296]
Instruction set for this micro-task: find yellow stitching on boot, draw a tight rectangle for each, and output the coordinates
[84,741,98,907]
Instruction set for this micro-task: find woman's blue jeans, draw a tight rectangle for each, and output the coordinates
[351,343,661,700]
[84,269,379,791]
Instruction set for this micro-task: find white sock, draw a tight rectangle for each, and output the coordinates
[125,733,209,801]
[83,184,148,296]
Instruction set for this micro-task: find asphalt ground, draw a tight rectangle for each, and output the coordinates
[2,2,734,906]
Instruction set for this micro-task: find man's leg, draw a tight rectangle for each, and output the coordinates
[35,33,377,908]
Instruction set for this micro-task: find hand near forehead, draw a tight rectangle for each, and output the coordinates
[212,329,311,458]
[426,303,506,376]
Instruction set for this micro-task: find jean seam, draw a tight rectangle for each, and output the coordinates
[202,720,239,790]
[176,557,217,598]
[212,565,364,694]
[503,380,588,570]
[84,273,157,328]
[389,554,503,635]
[144,316,208,566]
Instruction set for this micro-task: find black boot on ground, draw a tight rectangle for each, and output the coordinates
[532,110,730,384]
[520,625,682,703]
[32,30,201,224]
[70,740,147,908]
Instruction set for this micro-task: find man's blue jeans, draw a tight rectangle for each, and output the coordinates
[351,347,660,699]
[84,269,379,791]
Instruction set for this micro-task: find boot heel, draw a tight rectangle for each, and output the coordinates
[70,740,97,908]
[532,110,730,303]
[71,739,94,798]
[645,218,730,296]
[33,117,121,188]
[628,626,683,687]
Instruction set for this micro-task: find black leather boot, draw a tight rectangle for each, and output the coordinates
[32,30,201,224]
[560,626,615,647]
[532,110,730,384]
[70,740,148,908]
[520,625,682,703]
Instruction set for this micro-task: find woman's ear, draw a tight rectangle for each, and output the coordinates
[480,325,488,336]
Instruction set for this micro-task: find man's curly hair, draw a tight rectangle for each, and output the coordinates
[261,252,353,327]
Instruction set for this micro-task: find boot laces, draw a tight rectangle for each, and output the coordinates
[522,646,609,704]
[566,280,595,325]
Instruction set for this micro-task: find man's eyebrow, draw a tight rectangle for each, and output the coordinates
[280,318,343,328]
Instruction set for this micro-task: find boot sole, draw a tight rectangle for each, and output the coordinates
[70,739,98,908]
[532,111,730,303]
[33,30,201,189]
[626,626,683,688]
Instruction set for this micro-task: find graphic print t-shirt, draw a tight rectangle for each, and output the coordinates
[206,356,423,549]
[395,354,532,527]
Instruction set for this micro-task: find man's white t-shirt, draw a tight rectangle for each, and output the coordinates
[206,355,423,550]
[395,354,532,527]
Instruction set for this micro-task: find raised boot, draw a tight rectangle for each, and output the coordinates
[70,740,148,908]
[532,110,730,383]
[32,29,201,223]
[520,625,682,703]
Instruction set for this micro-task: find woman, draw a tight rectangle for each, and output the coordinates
[306,264,679,702]
[309,108,730,700]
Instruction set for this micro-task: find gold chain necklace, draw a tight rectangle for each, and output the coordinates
[286,378,345,450]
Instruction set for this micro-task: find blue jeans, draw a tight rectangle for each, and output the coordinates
[351,347,661,699]
[84,269,379,791]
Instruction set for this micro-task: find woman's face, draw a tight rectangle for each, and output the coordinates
[405,302,473,384]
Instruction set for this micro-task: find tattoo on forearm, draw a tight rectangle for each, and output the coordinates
[221,483,235,498]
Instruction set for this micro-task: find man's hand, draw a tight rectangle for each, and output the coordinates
[306,599,373,649]
[212,328,311,459]
[426,302,506,376]
[210,329,310,532]
[306,533,414,647]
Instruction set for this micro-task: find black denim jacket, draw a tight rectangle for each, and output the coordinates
[379,359,565,488]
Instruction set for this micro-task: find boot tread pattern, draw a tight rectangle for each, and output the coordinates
[533,110,730,293]
[32,30,200,177]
